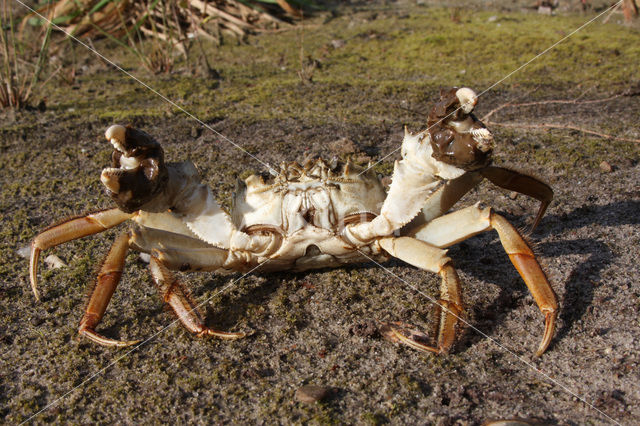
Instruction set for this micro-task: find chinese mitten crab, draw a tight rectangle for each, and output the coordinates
[29,87,558,356]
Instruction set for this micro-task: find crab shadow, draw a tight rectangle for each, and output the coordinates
[197,263,385,334]
[451,199,639,353]
[198,274,284,332]
[123,200,637,352]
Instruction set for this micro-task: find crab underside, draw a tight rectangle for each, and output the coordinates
[29,88,558,356]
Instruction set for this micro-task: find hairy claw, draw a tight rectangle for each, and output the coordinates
[101,125,168,213]
[428,87,494,171]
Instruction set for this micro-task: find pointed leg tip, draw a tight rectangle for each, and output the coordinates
[29,273,41,302]
[536,310,557,357]
[118,339,142,348]
[29,246,41,302]
[380,322,441,354]
[80,328,140,347]
[535,339,550,357]
[528,219,541,234]
[200,327,251,341]
[224,332,247,341]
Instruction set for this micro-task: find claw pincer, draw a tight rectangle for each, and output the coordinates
[101,124,168,213]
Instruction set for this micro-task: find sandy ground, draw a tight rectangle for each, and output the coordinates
[1,2,639,424]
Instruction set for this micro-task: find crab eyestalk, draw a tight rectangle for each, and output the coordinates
[101,125,169,213]
[427,87,494,171]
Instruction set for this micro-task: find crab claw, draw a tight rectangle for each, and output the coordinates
[101,125,168,213]
[427,87,494,172]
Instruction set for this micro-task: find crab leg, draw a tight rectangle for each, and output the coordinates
[405,167,552,238]
[410,203,557,356]
[419,171,485,225]
[129,226,231,272]
[480,167,553,232]
[78,232,141,347]
[378,237,464,354]
[152,248,230,272]
[148,253,245,340]
[30,208,134,301]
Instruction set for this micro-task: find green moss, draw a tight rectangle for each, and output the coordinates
[22,8,639,130]
[238,169,258,180]
[361,411,386,425]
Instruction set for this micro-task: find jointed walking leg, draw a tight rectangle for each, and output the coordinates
[78,232,141,347]
[409,203,557,356]
[30,208,133,300]
[148,253,246,340]
[379,237,464,354]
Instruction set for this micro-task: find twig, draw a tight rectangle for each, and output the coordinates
[485,120,640,144]
[481,92,625,121]
[480,86,540,121]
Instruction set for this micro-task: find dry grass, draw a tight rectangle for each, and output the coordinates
[0,1,53,109]
[22,0,309,48]
[17,0,313,75]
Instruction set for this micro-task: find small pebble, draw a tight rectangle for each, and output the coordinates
[295,385,331,403]
[599,160,613,173]
[139,253,151,263]
[17,246,31,259]
[330,39,345,49]
[508,191,518,200]
[44,255,67,269]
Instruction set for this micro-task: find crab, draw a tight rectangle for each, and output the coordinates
[29,87,558,356]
